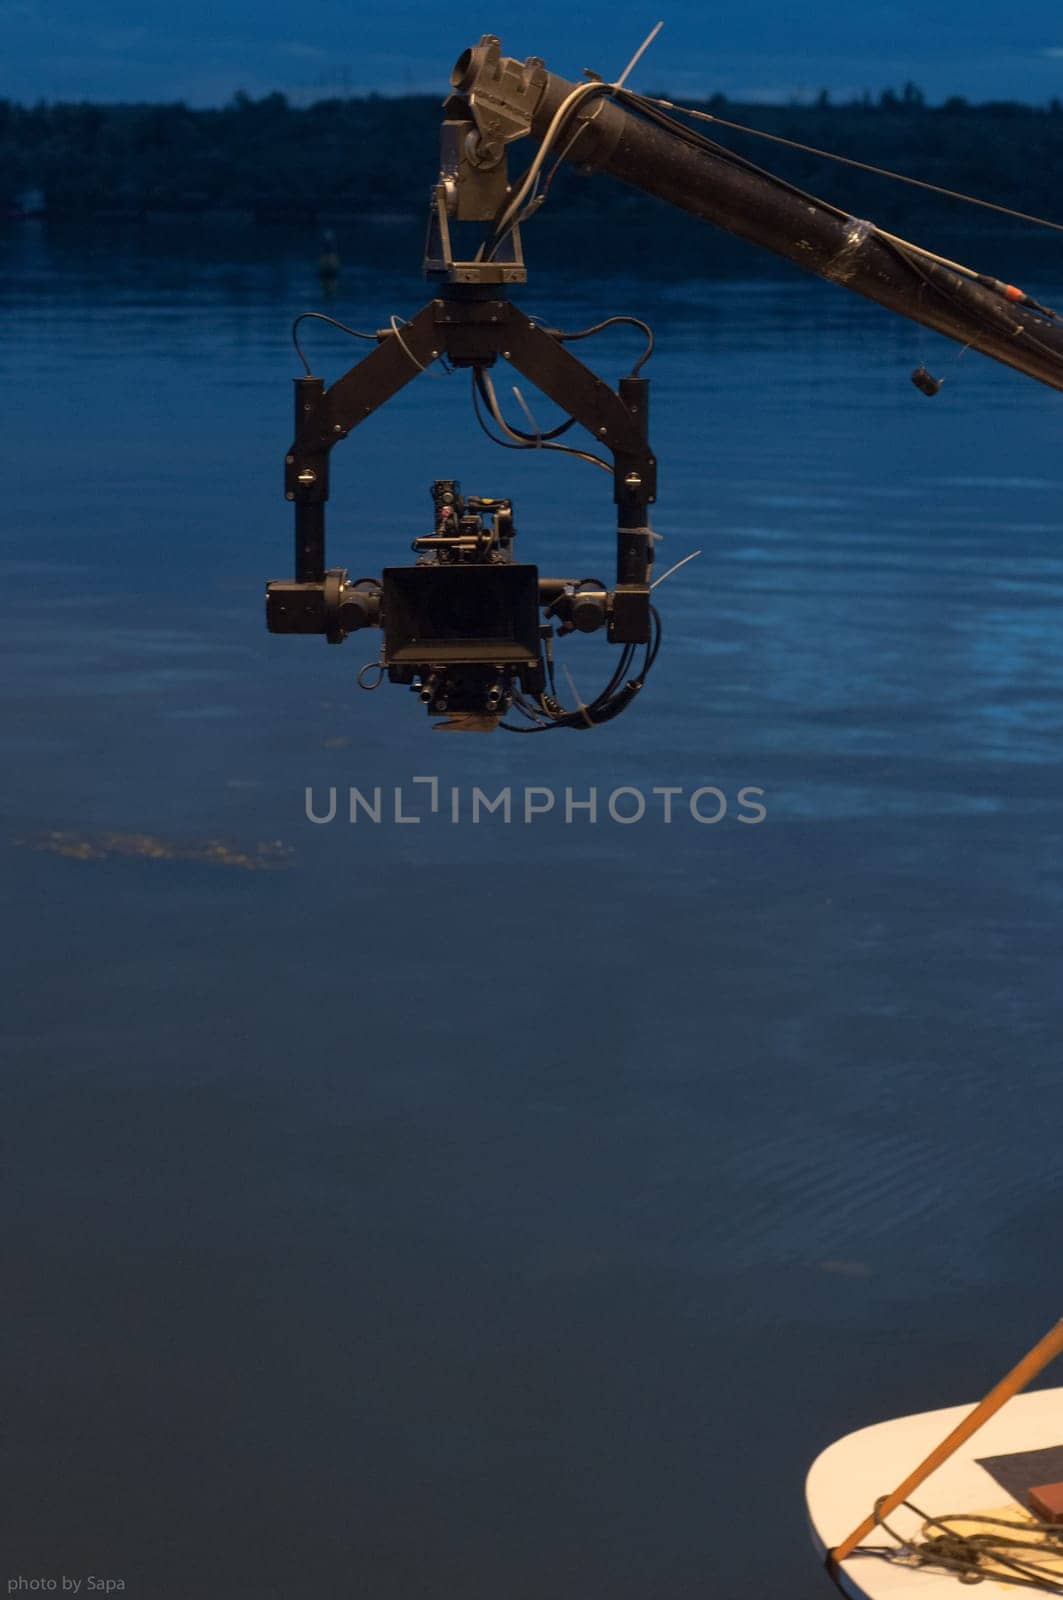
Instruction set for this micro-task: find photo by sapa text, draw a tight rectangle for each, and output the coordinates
[8,1583,124,1595]
[305,781,768,826]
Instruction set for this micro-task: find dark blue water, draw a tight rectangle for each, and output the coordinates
[3,220,1063,1599]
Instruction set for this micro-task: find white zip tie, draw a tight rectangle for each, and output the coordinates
[615,21,664,89]
[651,549,703,589]
[511,384,544,445]
[562,663,595,729]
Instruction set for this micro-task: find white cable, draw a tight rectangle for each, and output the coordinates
[388,313,446,379]
[491,79,614,242]
[478,368,528,443]
[874,227,979,281]
[488,21,665,250]
[475,368,612,472]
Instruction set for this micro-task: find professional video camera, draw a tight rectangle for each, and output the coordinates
[379,482,545,722]
[267,471,659,730]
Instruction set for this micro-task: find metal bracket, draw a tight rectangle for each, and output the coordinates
[280,294,656,617]
[450,36,548,161]
[423,180,525,285]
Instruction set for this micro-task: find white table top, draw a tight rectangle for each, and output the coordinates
[806,1386,1063,1599]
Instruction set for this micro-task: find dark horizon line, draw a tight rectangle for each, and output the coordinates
[4,84,1062,114]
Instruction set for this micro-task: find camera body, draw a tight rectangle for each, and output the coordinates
[382,481,546,715]
[267,477,652,727]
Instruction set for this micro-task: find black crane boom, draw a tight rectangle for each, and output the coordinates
[454,38,1063,392]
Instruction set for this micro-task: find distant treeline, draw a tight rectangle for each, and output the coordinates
[4,86,1063,234]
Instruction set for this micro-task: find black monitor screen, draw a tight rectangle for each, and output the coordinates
[381,564,541,665]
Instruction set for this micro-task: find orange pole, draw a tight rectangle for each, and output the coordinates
[830,1317,1063,1567]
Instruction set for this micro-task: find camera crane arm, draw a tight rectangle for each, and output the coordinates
[267,33,1063,731]
[456,36,1063,392]
[268,45,669,720]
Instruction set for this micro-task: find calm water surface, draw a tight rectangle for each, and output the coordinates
[3,221,1063,1598]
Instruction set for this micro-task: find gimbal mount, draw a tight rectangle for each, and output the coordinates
[266,37,659,729]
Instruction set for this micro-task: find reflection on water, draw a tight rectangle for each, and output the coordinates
[16,829,293,870]
[3,221,1063,1599]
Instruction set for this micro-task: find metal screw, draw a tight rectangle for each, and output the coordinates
[285,492,294,501]
[625,473,642,488]
[285,454,294,464]
[333,424,343,434]
[598,426,608,437]
[297,469,317,485]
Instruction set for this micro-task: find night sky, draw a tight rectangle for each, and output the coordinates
[3,0,1063,106]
